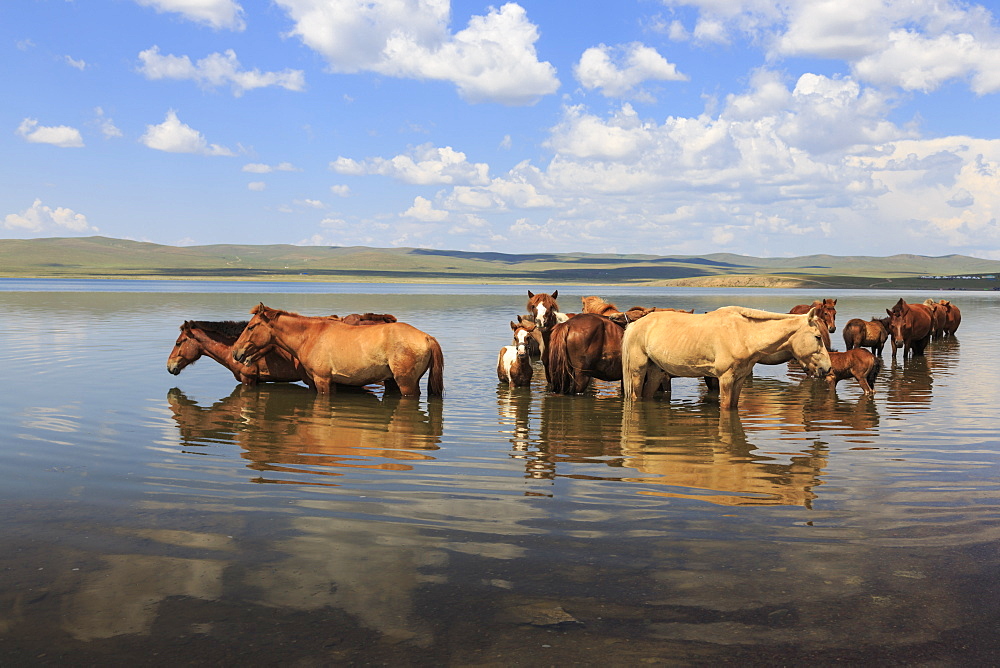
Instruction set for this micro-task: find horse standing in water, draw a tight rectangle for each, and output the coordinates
[167,320,307,385]
[826,349,881,395]
[790,299,837,332]
[526,290,572,351]
[621,306,831,410]
[842,317,890,357]
[497,321,534,388]
[886,298,933,359]
[544,313,631,394]
[232,303,444,396]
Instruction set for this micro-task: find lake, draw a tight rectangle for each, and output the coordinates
[1,280,999,665]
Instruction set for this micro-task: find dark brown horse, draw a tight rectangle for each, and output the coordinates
[842,317,890,357]
[886,298,933,358]
[826,349,881,395]
[544,313,626,394]
[232,303,444,396]
[167,320,306,385]
[790,299,837,332]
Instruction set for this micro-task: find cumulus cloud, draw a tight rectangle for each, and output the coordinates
[140,110,235,155]
[94,108,123,139]
[575,43,687,97]
[16,119,84,148]
[137,46,305,95]
[670,0,1000,95]
[134,0,245,30]
[3,199,97,235]
[275,0,558,105]
[403,196,449,222]
[330,144,490,185]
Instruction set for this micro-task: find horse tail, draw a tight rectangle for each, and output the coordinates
[867,355,882,389]
[546,325,574,394]
[426,336,444,396]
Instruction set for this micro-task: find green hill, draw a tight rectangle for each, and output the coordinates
[1,236,999,290]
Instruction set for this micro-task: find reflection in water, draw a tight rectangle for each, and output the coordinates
[621,402,828,507]
[167,385,442,484]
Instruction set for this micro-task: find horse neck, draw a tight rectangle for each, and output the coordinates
[264,313,316,355]
[746,314,809,353]
[189,329,240,367]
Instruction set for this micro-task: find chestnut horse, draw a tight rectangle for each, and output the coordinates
[232,303,444,396]
[922,299,948,339]
[939,299,962,336]
[497,321,534,388]
[826,349,881,395]
[790,299,837,332]
[512,315,544,357]
[621,307,831,410]
[545,313,627,394]
[842,317,890,357]
[168,320,306,385]
[885,298,933,359]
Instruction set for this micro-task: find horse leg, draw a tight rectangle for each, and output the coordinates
[854,371,873,395]
[642,365,666,399]
[717,372,746,410]
[384,377,401,394]
[313,377,335,394]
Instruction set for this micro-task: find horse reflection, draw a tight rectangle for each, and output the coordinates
[621,403,829,507]
[743,372,881,432]
[166,385,442,485]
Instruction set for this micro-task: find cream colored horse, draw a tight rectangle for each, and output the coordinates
[621,306,831,409]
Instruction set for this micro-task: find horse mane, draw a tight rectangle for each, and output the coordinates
[182,320,249,339]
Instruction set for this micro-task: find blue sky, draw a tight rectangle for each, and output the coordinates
[4,0,1000,259]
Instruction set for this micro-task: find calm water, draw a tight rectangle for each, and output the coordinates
[2,281,1000,665]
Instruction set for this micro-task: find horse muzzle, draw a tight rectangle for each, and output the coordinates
[167,361,182,375]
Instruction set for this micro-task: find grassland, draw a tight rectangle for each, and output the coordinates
[2,236,1000,290]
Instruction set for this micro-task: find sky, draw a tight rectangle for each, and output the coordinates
[4,0,1000,259]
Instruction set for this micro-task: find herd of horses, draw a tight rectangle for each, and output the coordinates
[166,291,961,411]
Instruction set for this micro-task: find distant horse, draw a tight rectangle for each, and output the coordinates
[167,320,306,385]
[581,296,692,324]
[232,303,444,396]
[886,298,933,359]
[939,299,962,336]
[826,349,881,395]
[790,299,837,332]
[621,307,831,410]
[922,299,948,339]
[545,313,626,394]
[842,317,890,357]
[497,321,534,388]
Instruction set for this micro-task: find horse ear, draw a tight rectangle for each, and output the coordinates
[527,290,535,298]
[886,309,893,317]
[250,302,265,315]
[510,321,518,331]
[551,290,558,299]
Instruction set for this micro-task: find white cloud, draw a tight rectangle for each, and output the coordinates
[242,161,300,173]
[330,144,489,185]
[138,46,305,96]
[575,43,687,97]
[671,0,1000,95]
[275,0,558,105]
[330,185,351,197]
[4,199,97,235]
[403,196,449,222]
[134,0,246,30]
[16,119,84,148]
[248,181,266,191]
[140,110,235,156]
[94,108,123,139]
[65,56,87,70]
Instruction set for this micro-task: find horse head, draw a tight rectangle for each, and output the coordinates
[788,307,832,377]
[527,290,560,331]
[510,321,532,358]
[167,322,201,374]
[232,303,280,364]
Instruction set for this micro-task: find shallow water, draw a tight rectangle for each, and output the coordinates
[1,282,999,665]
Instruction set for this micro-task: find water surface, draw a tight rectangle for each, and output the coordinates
[1,282,999,665]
